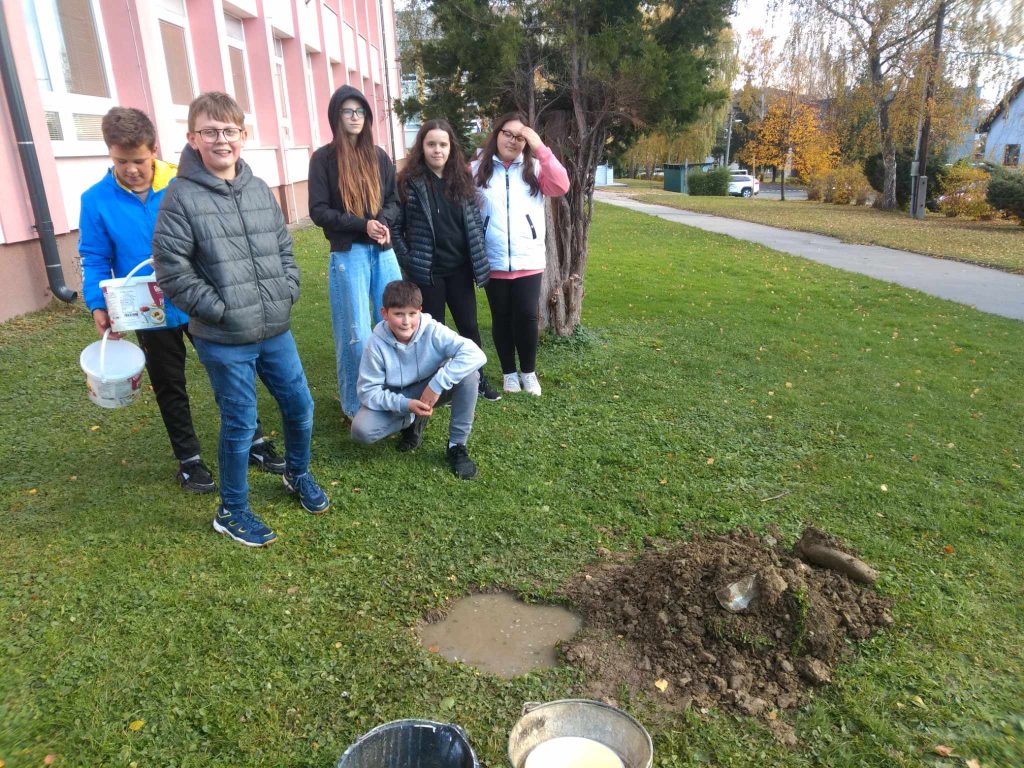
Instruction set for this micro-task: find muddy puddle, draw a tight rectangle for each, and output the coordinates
[418,592,581,678]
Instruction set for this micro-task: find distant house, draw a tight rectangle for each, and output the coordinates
[978,77,1024,168]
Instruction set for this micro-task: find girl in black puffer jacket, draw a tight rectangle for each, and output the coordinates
[393,119,499,401]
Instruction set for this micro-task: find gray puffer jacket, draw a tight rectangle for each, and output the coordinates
[154,145,299,345]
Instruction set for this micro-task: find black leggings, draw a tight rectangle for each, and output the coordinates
[136,325,265,461]
[484,273,542,374]
[416,264,483,347]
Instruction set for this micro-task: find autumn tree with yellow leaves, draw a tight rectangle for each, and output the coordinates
[739,101,839,199]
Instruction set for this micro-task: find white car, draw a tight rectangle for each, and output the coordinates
[728,174,760,198]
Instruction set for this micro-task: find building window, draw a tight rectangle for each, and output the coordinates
[305,53,320,148]
[157,0,197,113]
[1004,144,1020,167]
[224,15,252,115]
[24,0,115,152]
[272,37,292,145]
[343,23,356,72]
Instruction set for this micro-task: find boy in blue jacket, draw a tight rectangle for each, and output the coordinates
[351,280,485,479]
[79,107,284,493]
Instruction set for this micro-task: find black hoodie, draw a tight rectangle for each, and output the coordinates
[308,85,399,252]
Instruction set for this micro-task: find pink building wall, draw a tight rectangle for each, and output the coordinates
[0,0,403,323]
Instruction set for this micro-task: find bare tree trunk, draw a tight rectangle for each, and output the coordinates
[868,47,899,210]
[538,108,597,336]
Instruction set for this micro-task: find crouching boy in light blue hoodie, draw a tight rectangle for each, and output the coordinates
[352,280,485,479]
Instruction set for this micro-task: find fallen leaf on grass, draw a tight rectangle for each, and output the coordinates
[654,678,669,692]
[44,754,57,764]
[428,645,440,653]
[880,484,889,492]
[287,586,299,595]
[932,745,953,756]
[943,545,954,554]
[90,425,100,431]
[965,760,980,768]
[659,479,668,485]
[28,488,37,495]
[128,719,145,732]
[706,457,715,465]
[910,695,927,709]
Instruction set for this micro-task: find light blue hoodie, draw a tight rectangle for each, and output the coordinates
[357,313,486,413]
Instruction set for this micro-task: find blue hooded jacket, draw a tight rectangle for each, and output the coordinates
[79,159,188,327]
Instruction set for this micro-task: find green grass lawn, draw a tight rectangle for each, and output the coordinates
[613,184,1024,275]
[2,204,1023,767]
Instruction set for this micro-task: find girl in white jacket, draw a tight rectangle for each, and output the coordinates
[472,113,569,396]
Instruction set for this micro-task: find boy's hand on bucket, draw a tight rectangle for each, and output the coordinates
[92,309,122,340]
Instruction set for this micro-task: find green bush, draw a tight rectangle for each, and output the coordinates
[937,164,995,220]
[986,166,1024,224]
[687,167,730,196]
[865,150,945,208]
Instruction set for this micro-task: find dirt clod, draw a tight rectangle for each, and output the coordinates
[562,528,892,741]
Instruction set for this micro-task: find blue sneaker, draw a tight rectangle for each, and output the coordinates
[282,471,331,515]
[212,506,277,548]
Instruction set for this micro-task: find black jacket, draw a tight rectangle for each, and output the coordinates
[393,175,489,288]
[308,85,399,252]
[153,145,298,345]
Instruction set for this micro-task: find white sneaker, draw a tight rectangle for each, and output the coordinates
[520,371,542,396]
[503,373,522,393]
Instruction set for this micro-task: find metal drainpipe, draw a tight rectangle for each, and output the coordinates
[0,1,77,303]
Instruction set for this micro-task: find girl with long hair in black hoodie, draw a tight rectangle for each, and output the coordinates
[308,86,402,421]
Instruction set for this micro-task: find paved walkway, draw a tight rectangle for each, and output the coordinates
[595,191,1024,322]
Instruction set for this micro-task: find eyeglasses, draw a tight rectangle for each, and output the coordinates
[341,108,367,118]
[499,129,527,144]
[196,127,242,143]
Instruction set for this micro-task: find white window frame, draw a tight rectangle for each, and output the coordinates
[25,0,117,157]
[156,0,199,123]
[342,23,356,72]
[304,51,320,148]
[224,14,256,139]
[272,36,293,147]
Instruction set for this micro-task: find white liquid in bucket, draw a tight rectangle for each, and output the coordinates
[524,737,624,768]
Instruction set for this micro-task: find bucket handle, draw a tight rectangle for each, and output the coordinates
[521,701,543,716]
[98,327,111,379]
[122,257,155,281]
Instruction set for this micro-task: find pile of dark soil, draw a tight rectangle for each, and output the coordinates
[562,528,893,743]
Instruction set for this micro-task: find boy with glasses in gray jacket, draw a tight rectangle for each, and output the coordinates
[154,92,329,547]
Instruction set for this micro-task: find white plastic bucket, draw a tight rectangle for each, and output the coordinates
[99,258,168,332]
[79,329,146,409]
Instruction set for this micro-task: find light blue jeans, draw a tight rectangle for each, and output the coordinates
[328,244,402,418]
[193,331,314,512]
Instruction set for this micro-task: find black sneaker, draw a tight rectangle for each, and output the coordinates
[478,373,501,402]
[178,459,216,493]
[249,440,286,474]
[446,444,478,479]
[397,415,429,452]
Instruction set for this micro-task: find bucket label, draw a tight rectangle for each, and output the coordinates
[87,371,143,409]
[102,277,168,332]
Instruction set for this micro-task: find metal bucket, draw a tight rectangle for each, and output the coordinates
[508,700,653,768]
[336,719,478,768]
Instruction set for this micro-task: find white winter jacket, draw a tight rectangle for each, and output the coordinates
[473,155,548,272]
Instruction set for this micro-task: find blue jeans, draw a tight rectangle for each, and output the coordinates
[328,244,402,418]
[193,331,314,512]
